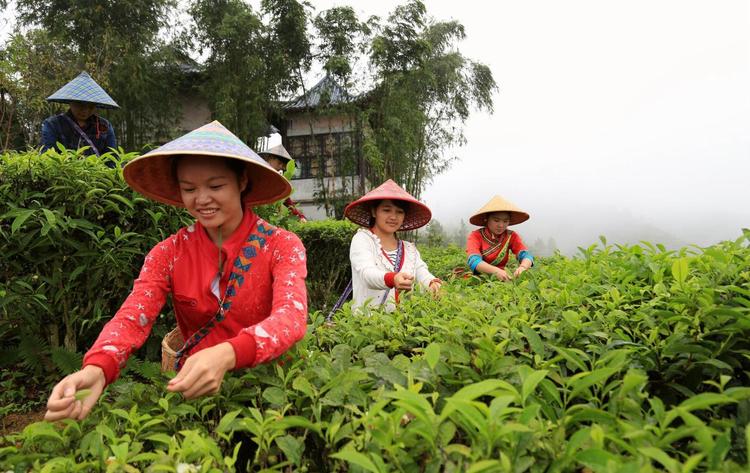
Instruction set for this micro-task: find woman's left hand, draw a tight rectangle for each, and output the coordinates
[428,280,442,297]
[513,265,529,278]
[167,342,236,399]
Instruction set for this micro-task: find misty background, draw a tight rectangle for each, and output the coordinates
[2,1,747,254]
[318,0,750,254]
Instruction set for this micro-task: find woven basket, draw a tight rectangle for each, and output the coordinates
[161,327,184,372]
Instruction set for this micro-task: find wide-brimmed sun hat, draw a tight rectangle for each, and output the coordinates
[259,144,293,162]
[124,121,291,207]
[344,179,432,231]
[469,195,530,226]
[46,71,119,109]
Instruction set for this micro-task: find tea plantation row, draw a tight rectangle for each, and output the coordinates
[1,230,749,472]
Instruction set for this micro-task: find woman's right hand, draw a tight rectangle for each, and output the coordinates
[45,365,106,421]
[393,272,414,290]
[493,268,511,281]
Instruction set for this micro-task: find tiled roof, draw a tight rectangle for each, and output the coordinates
[283,75,353,111]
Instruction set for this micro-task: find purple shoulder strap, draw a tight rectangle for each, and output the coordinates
[61,114,101,156]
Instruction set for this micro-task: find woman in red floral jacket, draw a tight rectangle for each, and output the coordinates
[45,121,308,421]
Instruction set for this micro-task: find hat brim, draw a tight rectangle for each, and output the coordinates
[469,210,529,227]
[259,151,292,162]
[47,97,120,110]
[344,196,432,231]
[124,151,292,207]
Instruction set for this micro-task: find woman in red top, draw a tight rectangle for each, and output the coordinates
[465,195,535,281]
[45,121,308,421]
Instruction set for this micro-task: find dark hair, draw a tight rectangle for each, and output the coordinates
[368,199,410,227]
[171,156,252,199]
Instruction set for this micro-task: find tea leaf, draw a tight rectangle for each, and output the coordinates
[74,389,92,401]
[331,448,382,473]
[671,257,689,286]
[424,342,440,370]
[520,368,549,404]
[10,209,35,234]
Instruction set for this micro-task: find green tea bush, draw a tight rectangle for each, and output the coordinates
[289,219,357,311]
[419,244,466,279]
[0,149,193,371]
[2,232,749,471]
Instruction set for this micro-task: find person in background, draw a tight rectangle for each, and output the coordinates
[40,71,118,159]
[259,144,308,222]
[345,179,441,312]
[465,195,534,281]
[44,121,307,421]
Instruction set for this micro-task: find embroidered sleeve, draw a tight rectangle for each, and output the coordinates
[467,254,483,272]
[82,236,175,384]
[350,231,390,290]
[465,230,482,268]
[509,233,534,265]
[231,230,308,368]
[509,232,528,256]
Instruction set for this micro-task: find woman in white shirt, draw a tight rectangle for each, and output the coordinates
[344,179,441,312]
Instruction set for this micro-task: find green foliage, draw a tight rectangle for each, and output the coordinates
[0,149,193,361]
[0,29,81,148]
[8,0,183,151]
[289,219,357,311]
[189,0,311,145]
[2,233,750,470]
[365,0,497,198]
[423,219,447,247]
[419,244,465,279]
[313,6,372,81]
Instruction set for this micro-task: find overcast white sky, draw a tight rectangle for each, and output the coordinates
[3,1,748,252]
[315,0,750,253]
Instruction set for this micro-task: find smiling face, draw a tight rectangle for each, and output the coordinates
[68,101,96,124]
[176,156,248,235]
[371,199,407,236]
[486,211,511,235]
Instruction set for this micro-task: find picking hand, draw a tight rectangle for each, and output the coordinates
[167,342,236,399]
[494,268,511,281]
[393,272,414,290]
[513,266,529,278]
[428,280,442,297]
[45,365,106,421]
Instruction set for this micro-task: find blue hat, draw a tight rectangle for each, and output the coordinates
[46,71,120,109]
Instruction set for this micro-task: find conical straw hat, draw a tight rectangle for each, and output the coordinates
[46,71,119,109]
[124,121,291,207]
[344,179,432,231]
[259,144,293,162]
[469,195,530,226]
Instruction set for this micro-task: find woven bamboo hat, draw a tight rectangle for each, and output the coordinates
[259,144,293,162]
[124,121,291,207]
[469,195,530,226]
[344,179,432,231]
[46,71,120,109]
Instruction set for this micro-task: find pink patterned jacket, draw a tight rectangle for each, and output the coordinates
[83,208,308,384]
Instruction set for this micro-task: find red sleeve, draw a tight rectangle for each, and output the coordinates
[509,232,528,256]
[384,272,396,288]
[466,230,482,256]
[82,237,174,384]
[231,229,308,368]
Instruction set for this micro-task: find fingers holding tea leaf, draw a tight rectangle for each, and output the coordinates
[74,389,92,401]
